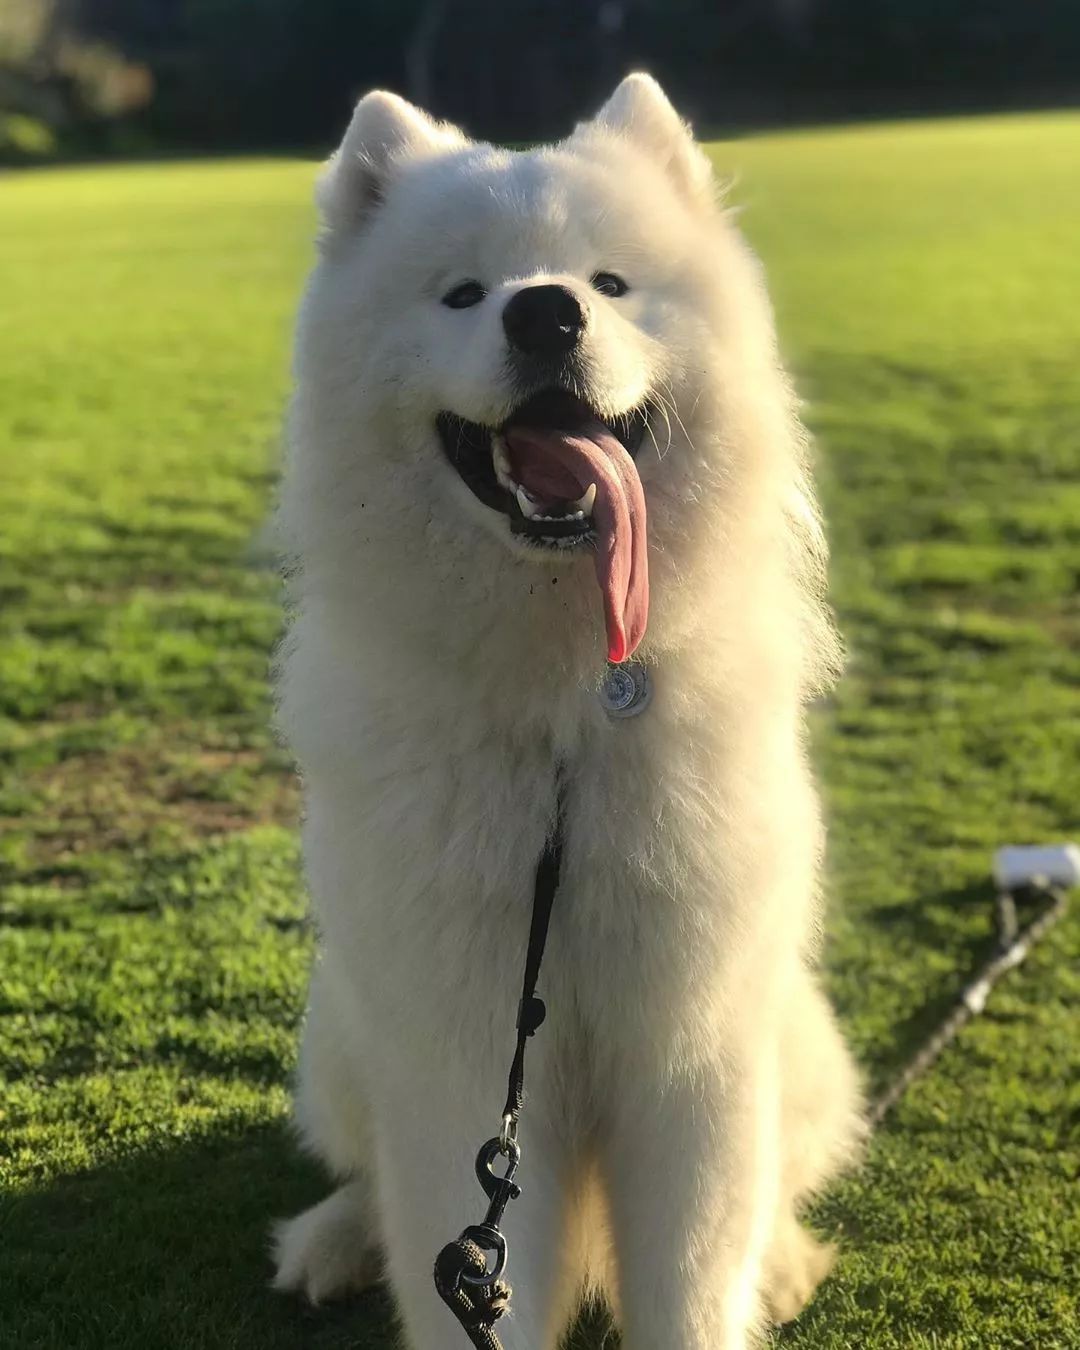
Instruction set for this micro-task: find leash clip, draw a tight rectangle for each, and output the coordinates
[478,1135,521,1215]
[456,1136,521,1285]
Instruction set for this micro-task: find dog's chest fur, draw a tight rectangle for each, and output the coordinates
[296,632,802,1103]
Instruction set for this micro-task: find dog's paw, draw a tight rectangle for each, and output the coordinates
[763,1224,836,1325]
[272,1185,381,1304]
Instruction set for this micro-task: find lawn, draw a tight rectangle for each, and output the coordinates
[1,113,1078,1349]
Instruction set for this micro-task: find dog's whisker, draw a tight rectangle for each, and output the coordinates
[643,406,669,462]
[648,394,677,462]
[654,380,696,456]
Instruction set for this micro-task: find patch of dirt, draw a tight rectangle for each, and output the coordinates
[1,734,299,870]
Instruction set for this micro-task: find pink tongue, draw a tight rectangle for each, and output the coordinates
[504,418,649,663]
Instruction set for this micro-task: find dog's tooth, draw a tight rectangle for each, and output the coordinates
[492,435,516,491]
[570,483,597,515]
[516,485,541,519]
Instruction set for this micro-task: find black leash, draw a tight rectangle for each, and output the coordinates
[434,784,566,1349]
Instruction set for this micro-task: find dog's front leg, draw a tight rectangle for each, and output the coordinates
[602,1045,780,1350]
[373,1074,572,1350]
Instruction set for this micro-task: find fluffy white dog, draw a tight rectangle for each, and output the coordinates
[272,73,862,1350]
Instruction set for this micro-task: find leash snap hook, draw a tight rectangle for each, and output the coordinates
[475,1136,521,1213]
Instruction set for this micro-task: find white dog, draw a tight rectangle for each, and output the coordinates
[272,73,862,1350]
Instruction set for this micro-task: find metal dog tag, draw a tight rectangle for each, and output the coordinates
[599,663,652,719]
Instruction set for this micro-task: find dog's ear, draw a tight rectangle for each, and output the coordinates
[589,73,713,205]
[317,91,465,244]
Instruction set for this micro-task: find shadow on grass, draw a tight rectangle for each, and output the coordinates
[865,880,990,942]
[2,1123,394,1350]
[1,1120,618,1350]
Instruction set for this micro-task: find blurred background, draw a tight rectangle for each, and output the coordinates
[3,0,1080,159]
[2,5,1078,1350]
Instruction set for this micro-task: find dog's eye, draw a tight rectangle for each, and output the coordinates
[442,280,487,309]
[591,271,629,298]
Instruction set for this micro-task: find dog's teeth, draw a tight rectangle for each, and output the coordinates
[570,483,597,515]
[492,435,516,491]
[516,485,542,519]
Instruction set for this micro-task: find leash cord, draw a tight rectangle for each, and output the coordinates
[868,884,1067,1129]
[500,796,564,1128]
[434,783,566,1349]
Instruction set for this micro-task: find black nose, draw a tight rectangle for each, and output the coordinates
[502,285,585,358]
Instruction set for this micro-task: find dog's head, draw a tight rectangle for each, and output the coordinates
[289,75,826,677]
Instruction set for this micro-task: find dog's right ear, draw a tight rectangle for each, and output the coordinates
[317,91,465,245]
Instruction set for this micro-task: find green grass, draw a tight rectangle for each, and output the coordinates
[1,114,1078,1348]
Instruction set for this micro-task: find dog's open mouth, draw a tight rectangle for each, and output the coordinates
[437,389,650,661]
[437,390,647,546]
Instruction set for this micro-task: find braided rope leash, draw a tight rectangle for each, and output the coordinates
[869,879,1069,1129]
[433,1232,511,1350]
[434,786,565,1350]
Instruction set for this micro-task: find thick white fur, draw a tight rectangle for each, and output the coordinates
[273,73,863,1349]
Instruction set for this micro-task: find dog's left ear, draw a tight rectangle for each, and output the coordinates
[317,91,466,245]
[588,73,713,205]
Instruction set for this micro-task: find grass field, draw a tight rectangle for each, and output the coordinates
[2,113,1079,1349]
